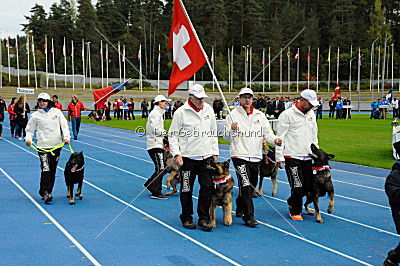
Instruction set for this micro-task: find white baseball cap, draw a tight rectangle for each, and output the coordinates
[300,89,319,106]
[154,95,168,103]
[188,84,208,98]
[37,93,51,101]
[239,87,254,96]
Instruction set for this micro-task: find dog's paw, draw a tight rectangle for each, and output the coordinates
[327,205,334,214]
[69,201,75,205]
[316,219,324,223]
[223,219,233,226]
[211,221,217,228]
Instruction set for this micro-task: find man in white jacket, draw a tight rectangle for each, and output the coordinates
[169,84,219,231]
[275,89,319,221]
[224,87,282,227]
[25,93,70,203]
[144,95,168,200]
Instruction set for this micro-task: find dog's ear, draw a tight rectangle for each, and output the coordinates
[309,153,318,159]
[328,154,335,160]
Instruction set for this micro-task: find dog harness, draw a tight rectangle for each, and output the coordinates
[213,175,232,185]
[312,165,330,174]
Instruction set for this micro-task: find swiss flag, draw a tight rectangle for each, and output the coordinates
[168,0,206,96]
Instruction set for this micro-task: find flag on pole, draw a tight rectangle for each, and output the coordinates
[262,51,265,65]
[167,0,206,96]
[332,84,341,100]
[93,81,128,109]
[44,41,47,55]
[63,39,66,57]
[138,46,141,61]
[294,51,299,60]
[157,44,161,64]
[307,49,310,63]
[328,49,331,62]
[210,46,214,63]
[26,38,29,54]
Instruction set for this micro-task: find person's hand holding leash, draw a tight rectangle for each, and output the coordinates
[275,138,282,146]
[64,139,70,145]
[25,140,31,147]
[231,122,238,131]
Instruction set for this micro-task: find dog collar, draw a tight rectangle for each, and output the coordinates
[213,175,231,185]
[75,166,84,172]
[312,165,330,174]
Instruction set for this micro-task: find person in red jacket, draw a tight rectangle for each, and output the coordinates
[113,99,119,119]
[52,95,62,110]
[7,97,17,138]
[67,95,86,140]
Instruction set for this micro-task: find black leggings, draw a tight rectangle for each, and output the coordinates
[38,148,61,196]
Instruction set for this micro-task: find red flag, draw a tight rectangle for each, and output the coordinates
[294,52,299,60]
[307,50,310,63]
[332,84,341,100]
[168,0,206,96]
[92,82,128,109]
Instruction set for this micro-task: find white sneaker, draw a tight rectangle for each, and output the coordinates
[18,137,22,140]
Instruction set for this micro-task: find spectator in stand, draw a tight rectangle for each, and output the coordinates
[52,95,62,110]
[8,97,17,137]
[128,98,135,120]
[272,96,285,118]
[0,96,6,140]
[113,99,119,119]
[335,97,343,119]
[104,100,112,120]
[257,94,267,113]
[232,97,240,106]
[67,95,86,140]
[284,97,293,110]
[316,97,323,119]
[370,99,379,119]
[14,95,30,140]
[328,98,337,118]
[392,98,399,119]
[141,99,149,118]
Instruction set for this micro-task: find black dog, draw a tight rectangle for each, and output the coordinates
[255,147,279,197]
[64,152,85,205]
[304,144,335,223]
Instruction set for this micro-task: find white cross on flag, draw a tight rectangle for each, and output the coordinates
[168,0,206,96]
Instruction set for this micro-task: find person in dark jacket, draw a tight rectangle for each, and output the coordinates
[0,96,6,139]
[14,95,30,140]
[384,142,400,265]
[141,99,149,118]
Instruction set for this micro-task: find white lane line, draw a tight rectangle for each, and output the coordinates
[0,167,101,266]
[2,139,240,266]
[331,168,386,180]
[332,180,384,192]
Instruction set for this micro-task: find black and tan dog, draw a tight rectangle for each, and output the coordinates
[256,147,279,197]
[304,144,335,223]
[209,160,234,228]
[64,152,85,205]
[163,138,181,196]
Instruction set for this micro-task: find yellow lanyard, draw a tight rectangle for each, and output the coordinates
[31,142,75,155]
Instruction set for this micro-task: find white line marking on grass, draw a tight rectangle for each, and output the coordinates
[0,167,101,266]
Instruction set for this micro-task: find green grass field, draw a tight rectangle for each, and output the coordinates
[83,114,395,169]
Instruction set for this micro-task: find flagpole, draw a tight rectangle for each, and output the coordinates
[262,48,265,93]
[0,38,2,88]
[63,37,67,87]
[157,44,161,92]
[287,47,290,91]
[101,40,103,88]
[268,46,271,90]
[82,39,85,90]
[377,45,381,92]
[139,44,142,92]
[244,46,248,86]
[249,47,252,89]
[316,47,320,92]
[45,36,48,89]
[7,37,11,82]
[357,47,361,113]
[212,46,215,91]
[231,46,233,92]
[328,45,331,92]
[88,42,92,90]
[349,45,352,100]
[227,47,230,92]
[296,48,299,93]
[27,36,30,86]
[52,38,56,90]
[106,43,109,86]
[71,40,75,91]
[118,42,121,83]
[87,79,131,111]
[392,43,394,88]
[382,36,391,96]
[279,48,282,93]
[16,37,20,88]
[307,46,310,89]
[32,36,37,89]
[123,44,126,84]
[370,38,378,97]
[336,46,339,85]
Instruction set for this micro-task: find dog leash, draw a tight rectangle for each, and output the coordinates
[30,142,75,155]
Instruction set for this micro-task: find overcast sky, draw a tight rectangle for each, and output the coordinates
[0,0,97,38]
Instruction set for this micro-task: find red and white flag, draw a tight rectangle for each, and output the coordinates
[294,51,299,60]
[167,0,206,96]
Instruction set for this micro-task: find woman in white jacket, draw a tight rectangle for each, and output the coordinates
[25,93,71,204]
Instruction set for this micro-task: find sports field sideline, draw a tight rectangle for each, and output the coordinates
[0,121,396,265]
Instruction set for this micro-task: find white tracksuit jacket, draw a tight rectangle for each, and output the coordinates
[275,105,318,162]
[146,105,166,150]
[25,108,71,149]
[224,106,276,161]
[168,101,219,158]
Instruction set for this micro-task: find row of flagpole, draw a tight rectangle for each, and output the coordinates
[0,35,397,95]
[0,36,154,91]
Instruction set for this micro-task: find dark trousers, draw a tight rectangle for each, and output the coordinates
[387,203,400,263]
[38,148,61,197]
[10,120,16,136]
[128,110,135,120]
[105,109,111,120]
[142,109,148,118]
[0,123,2,137]
[284,158,313,215]
[179,157,213,223]
[113,109,117,118]
[15,123,26,137]
[394,108,399,119]
[232,158,260,221]
[145,148,165,195]
[329,107,335,118]
[71,117,81,138]
[316,110,322,119]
